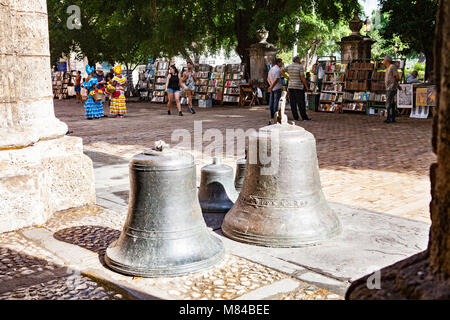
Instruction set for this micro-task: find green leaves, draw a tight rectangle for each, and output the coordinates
[48,0,359,69]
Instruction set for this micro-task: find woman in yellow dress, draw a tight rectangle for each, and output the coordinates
[110,65,128,118]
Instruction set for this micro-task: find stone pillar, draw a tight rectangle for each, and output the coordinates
[248,28,278,83]
[0,0,95,233]
[248,46,266,82]
[338,11,375,64]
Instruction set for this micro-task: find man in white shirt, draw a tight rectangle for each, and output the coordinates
[267,58,284,122]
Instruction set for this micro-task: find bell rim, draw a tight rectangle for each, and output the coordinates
[104,240,225,278]
[221,222,342,248]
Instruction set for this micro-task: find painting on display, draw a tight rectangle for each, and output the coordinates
[410,105,429,119]
[397,84,413,108]
[416,87,428,107]
[427,85,437,107]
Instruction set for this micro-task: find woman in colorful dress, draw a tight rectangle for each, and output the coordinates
[110,65,127,118]
[83,66,104,120]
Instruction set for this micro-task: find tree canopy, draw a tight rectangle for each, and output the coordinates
[378,0,438,78]
[47,0,359,73]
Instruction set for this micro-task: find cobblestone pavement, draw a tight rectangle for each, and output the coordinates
[0,206,338,300]
[0,229,130,300]
[55,99,434,223]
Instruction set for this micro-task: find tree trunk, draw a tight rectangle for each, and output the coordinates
[235,10,252,78]
[345,0,450,299]
[429,0,450,277]
[425,50,434,81]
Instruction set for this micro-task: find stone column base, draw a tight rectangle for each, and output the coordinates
[345,250,450,300]
[0,136,96,233]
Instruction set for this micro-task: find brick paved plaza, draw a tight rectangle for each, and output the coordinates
[57,99,435,223]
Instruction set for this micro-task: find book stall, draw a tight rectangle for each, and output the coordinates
[146,61,246,107]
[151,60,169,103]
[194,64,212,107]
[136,64,154,101]
[51,71,73,99]
[209,65,226,104]
[312,57,406,116]
[223,64,246,105]
[316,57,346,112]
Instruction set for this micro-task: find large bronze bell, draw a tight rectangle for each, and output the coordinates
[198,157,239,214]
[234,158,247,193]
[105,141,224,277]
[222,94,341,247]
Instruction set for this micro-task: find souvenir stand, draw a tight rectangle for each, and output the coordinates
[136,64,154,102]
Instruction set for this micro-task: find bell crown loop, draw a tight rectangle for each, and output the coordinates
[133,142,194,171]
[201,157,233,174]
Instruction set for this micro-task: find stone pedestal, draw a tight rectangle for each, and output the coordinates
[0,0,95,233]
[248,29,278,83]
[338,11,375,64]
[248,45,277,82]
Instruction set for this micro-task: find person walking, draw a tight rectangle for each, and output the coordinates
[383,56,401,123]
[267,58,284,123]
[74,71,82,104]
[284,56,311,121]
[165,65,183,116]
[110,64,127,118]
[181,61,197,114]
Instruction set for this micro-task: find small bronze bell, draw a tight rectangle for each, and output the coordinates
[105,141,224,277]
[198,157,239,214]
[234,158,247,193]
[222,92,341,247]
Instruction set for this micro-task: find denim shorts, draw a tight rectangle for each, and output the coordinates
[167,88,180,94]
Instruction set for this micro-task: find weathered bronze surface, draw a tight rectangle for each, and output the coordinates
[234,158,247,193]
[105,142,224,277]
[198,157,239,214]
[222,109,341,247]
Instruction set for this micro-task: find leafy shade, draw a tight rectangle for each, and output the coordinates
[48,0,359,74]
[378,0,438,78]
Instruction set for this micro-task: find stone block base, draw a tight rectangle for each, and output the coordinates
[0,136,96,233]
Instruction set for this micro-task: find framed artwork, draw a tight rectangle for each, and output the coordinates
[410,105,429,119]
[427,85,437,107]
[397,84,413,108]
[416,87,428,107]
